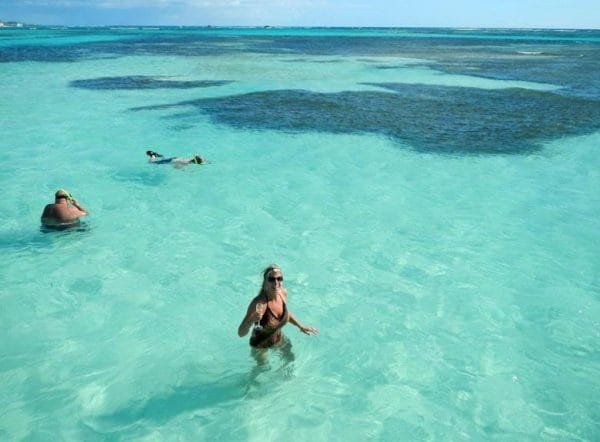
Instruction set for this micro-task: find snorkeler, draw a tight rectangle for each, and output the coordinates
[146,150,207,168]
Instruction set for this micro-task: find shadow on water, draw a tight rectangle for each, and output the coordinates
[0,230,53,253]
[0,222,92,253]
[85,373,248,434]
[39,220,91,234]
[110,169,169,187]
[84,348,296,434]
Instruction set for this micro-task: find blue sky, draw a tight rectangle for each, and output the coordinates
[1,0,599,29]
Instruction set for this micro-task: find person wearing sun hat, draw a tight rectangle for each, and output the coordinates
[40,189,88,228]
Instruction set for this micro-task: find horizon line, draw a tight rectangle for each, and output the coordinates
[2,23,600,31]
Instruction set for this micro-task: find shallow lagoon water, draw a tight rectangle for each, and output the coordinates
[0,27,599,440]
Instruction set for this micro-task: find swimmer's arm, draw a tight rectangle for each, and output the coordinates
[238,301,263,337]
[288,312,319,336]
[70,199,88,216]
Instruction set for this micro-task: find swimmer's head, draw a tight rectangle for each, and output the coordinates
[55,189,72,201]
[146,150,163,158]
[191,155,205,164]
[262,264,283,285]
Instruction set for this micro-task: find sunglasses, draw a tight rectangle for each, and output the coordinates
[267,276,283,282]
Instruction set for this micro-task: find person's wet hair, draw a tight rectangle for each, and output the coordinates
[55,189,71,200]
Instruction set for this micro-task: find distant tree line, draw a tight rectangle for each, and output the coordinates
[0,21,25,27]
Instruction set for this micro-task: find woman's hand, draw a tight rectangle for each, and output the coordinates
[299,325,319,335]
[239,301,266,337]
[254,303,266,322]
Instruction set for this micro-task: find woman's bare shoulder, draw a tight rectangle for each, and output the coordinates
[251,293,267,305]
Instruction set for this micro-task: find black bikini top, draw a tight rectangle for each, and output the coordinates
[257,296,288,329]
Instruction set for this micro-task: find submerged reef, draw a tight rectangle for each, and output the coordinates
[133,84,600,154]
[70,76,231,90]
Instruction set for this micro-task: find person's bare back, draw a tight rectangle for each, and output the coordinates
[41,189,88,227]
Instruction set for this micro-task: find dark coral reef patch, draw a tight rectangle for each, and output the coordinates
[70,76,231,90]
[133,84,600,154]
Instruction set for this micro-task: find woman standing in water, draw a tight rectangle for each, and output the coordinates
[238,264,318,351]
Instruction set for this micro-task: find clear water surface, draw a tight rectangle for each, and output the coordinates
[0,27,599,441]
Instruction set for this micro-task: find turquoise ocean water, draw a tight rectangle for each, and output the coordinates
[1,27,599,440]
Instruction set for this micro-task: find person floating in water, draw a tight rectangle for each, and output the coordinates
[146,150,207,168]
[41,189,88,228]
[238,264,318,352]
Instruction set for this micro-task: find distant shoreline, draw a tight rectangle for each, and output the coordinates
[0,22,599,32]
[0,21,25,28]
